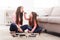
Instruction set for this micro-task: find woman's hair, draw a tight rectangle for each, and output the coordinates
[32,12,38,20]
[16,6,23,25]
[29,12,38,27]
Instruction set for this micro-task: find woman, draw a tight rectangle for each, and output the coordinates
[10,6,26,36]
[24,12,43,33]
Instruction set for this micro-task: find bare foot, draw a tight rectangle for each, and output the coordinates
[10,31,17,37]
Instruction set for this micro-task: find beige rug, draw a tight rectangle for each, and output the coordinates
[0,30,60,40]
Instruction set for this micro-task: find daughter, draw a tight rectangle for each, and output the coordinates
[24,12,43,33]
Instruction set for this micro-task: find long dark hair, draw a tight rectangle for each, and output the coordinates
[29,12,38,27]
[16,6,23,25]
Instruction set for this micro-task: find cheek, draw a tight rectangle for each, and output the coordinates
[31,15,33,17]
[21,9,24,12]
[20,10,23,12]
[20,8,23,12]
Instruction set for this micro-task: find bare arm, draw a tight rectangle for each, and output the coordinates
[24,12,29,20]
[16,24,23,32]
[30,20,37,33]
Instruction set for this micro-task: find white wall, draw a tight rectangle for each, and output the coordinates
[0,0,60,25]
[0,0,34,25]
[33,0,59,16]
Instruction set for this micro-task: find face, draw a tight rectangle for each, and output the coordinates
[20,7,24,13]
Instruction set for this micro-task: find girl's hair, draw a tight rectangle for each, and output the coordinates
[16,6,23,25]
[29,12,38,27]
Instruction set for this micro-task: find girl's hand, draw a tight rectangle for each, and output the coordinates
[18,28,23,32]
[16,24,21,28]
[28,31,33,33]
[16,24,23,32]
[24,12,29,20]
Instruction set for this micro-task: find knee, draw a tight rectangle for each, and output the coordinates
[10,23,17,31]
[10,23,16,27]
[10,23,16,29]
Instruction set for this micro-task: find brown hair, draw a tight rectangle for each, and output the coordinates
[16,6,23,25]
[29,12,38,27]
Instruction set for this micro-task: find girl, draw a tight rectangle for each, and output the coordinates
[10,6,25,36]
[24,12,43,33]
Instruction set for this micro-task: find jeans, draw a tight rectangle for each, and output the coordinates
[10,23,29,33]
[10,23,42,33]
[27,26,42,33]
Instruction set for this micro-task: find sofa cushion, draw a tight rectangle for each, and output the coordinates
[48,17,60,24]
[50,7,60,16]
[37,17,48,23]
[48,7,60,24]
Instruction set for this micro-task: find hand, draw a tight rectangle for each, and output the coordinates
[28,31,33,33]
[18,28,23,32]
[16,24,23,32]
